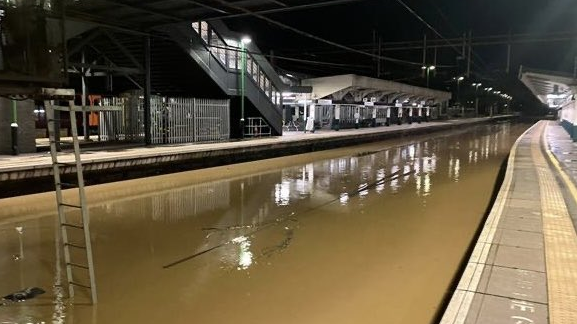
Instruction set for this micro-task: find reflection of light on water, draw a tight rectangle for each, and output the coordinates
[358,183,369,198]
[274,181,291,206]
[376,169,386,193]
[408,145,416,160]
[391,165,400,193]
[338,158,347,173]
[403,165,411,182]
[423,174,432,196]
[413,159,421,175]
[454,158,461,182]
[232,236,253,270]
[423,155,437,174]
[340,193,349,205]
[306,163,314,184]
[416,175,422,196]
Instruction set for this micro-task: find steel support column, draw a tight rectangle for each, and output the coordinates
[144,36,152,146]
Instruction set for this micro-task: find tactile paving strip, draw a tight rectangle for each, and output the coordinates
[533,122,577,324]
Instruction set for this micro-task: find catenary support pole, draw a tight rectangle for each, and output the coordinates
[81,51,88,140]
[144,36,152,146]
[467,31,472,77]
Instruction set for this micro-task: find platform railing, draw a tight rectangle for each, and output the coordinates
[244,117,272,138]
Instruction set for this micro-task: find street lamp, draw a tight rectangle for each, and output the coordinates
[453,76,465,108]
[472,83,482,117]
[422,65,436,88]
[240,36,251,138]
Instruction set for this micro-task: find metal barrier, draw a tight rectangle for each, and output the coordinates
[314,105,334,128]
[99,97,129,141]
[245,117,272,138]
[194,98,230,143]
[67,94,230,145]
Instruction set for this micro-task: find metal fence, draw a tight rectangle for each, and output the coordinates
[150,97,230,144]
[98,94,229,144]
[245,117,271,138]
[99,97,134,142]
[194,98,230,143]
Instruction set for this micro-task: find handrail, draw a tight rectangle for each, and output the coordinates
[191,21,281,109]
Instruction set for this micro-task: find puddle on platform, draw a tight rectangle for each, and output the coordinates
[0,123,529,324]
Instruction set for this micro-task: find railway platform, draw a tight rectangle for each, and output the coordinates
[441,120,577,324]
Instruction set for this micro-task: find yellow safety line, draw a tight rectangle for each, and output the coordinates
[534,121,577,324]
[543,123,577,206]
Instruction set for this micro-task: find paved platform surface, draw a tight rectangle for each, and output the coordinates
[441,120,577,324]
[0,117,507,181]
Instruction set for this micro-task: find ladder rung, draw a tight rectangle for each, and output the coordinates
[57,182,78,188]
[48,118,61,123]
[62,223,84,230]
[57,162,78,167]
[67,262,89,270]
[60,203,82,209]
[50,140,74,145]
[64,242,86,249]
[69,281,91,289]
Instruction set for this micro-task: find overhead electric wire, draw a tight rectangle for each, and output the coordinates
[393,0,486,73]
[205,42,374,69]
[200,0,427,67]
[206,0,361,21]
[422,0,490,71]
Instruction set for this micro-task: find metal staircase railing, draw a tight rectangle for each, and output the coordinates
[244,117,272,138]
[160,21,284,135]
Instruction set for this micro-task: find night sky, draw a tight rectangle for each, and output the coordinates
[226,0,577,84]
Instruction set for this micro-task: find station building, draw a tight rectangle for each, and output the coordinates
[0,5,450,155]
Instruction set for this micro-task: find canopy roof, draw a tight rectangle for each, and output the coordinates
[301,74,452,104]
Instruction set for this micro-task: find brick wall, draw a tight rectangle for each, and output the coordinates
[0,98,36,155]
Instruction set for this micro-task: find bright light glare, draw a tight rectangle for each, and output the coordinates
[458,76,465,81]
[241,36,252,44]
[547,93,568,99]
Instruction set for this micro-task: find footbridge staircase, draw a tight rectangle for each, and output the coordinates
[157,20,286,136]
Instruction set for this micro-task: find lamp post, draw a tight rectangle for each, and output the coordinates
[453,76,465,116]
[472,83,482,117]
[484,87,493,116]
[240,36,251,138]
[10,100,18,155]
[422,65,436,88]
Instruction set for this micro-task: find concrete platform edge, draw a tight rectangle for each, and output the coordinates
[0,116,512,197]
[439,121,540,324]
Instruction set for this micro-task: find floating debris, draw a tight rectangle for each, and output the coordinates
[2,287,45,304]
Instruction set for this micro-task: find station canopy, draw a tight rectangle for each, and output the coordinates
[299,74,452,105]
[519,66,577,109]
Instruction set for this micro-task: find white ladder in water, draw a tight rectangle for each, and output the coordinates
[45,100,97,304]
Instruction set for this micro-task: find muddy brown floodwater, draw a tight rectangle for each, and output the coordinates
[0,122,529,324]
